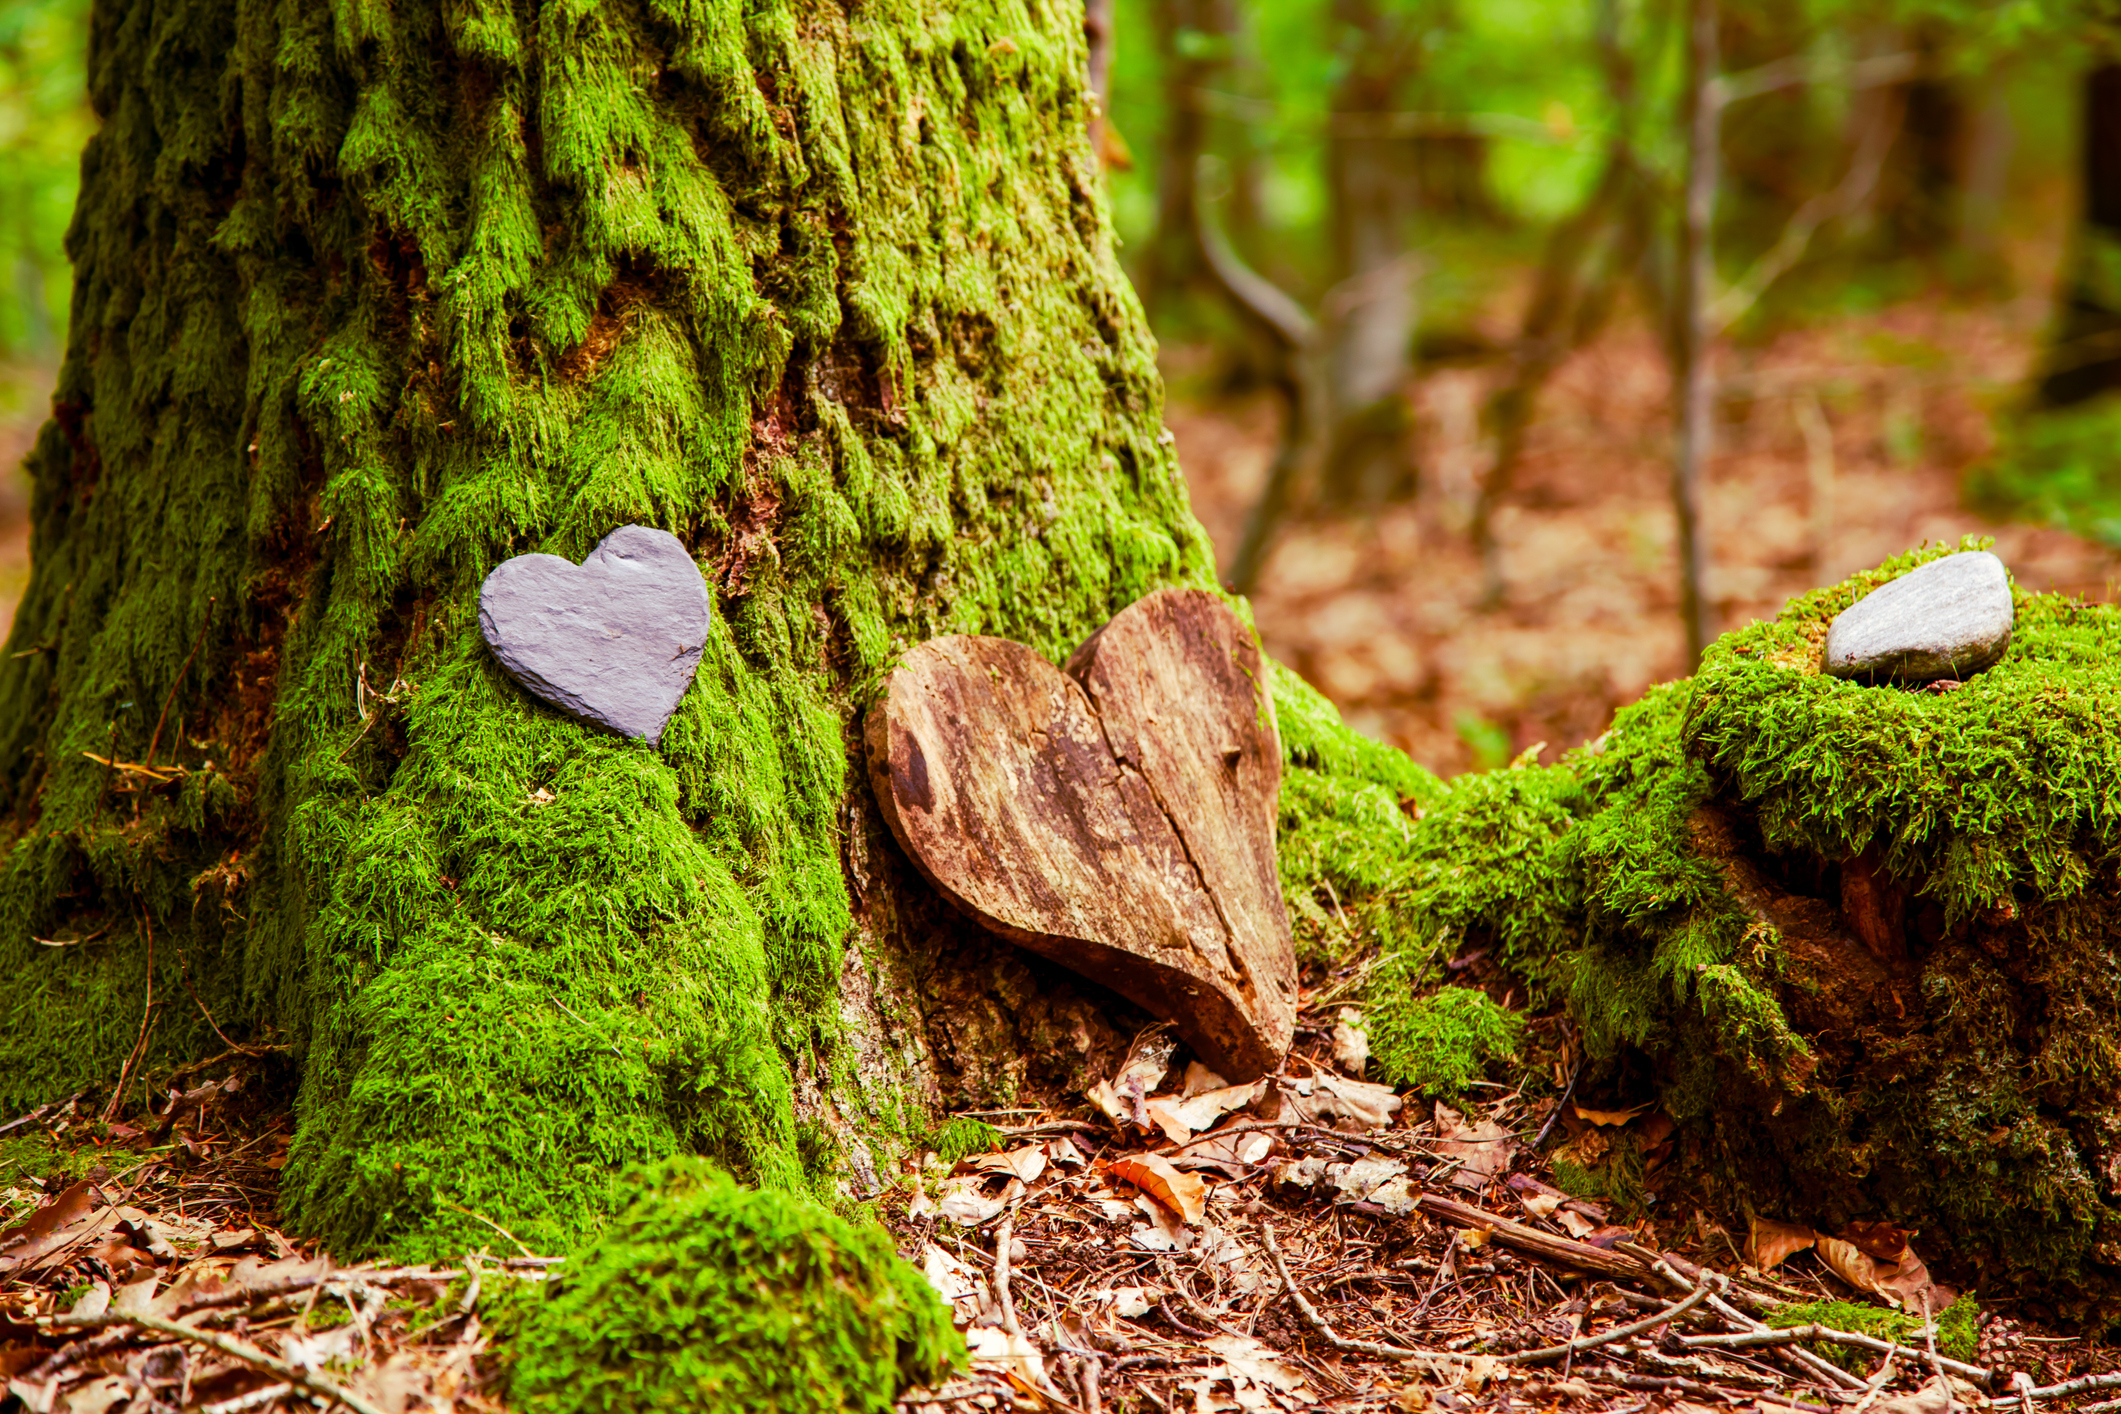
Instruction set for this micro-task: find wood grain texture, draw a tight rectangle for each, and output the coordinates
[865,589,1298,1079]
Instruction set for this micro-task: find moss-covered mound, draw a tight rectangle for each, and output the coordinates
[1344,543,2121,1315]
[510,1159,961,1414]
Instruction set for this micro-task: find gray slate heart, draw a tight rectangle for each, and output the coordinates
[479,525,709,746]
[1824,550,2014,684]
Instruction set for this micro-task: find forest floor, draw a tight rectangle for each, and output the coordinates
[5,980,2116,1414]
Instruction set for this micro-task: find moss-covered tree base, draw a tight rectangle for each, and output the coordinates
[1334,544,2121,1318]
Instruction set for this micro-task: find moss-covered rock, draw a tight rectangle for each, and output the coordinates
[1350,542,2121,1316]
[510,1159,961,1414]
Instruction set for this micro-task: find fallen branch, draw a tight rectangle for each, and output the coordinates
[38,1312,389,1414]
[1617,1242,1866,1393]
[1680,1324,1990,1384]
[2030,1372,2121,1400]
[1503,1271,1722,1366]
[1415,1192,1650,1281]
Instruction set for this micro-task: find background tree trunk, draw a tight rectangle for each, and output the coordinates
[1316,0,1420,507]
[2037,63,2121,410]
[0,0,1216,1260]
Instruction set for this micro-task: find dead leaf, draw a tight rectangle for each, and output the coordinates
[1331,1008,1370,1077]
[1840,1219,1913,1264]
[1145,1081,1266,1143]
[1870,1377,1954,1414]
[1519,1191,1563,1220]
[1432,1103,1514,1192]
[936,1176,1007,1228]
[54,1375,128,1414]
[1815,1235,1883,1295]
[1204,1332,1317,1405]
[1181,1061,1229,1098]
[1092,1284,1158,1318]
[921,1244,983,1318]
[1748,1216,1819,1272]
[1293,1074,1402,1131]
[1187,1130,1275,1168]
[65,1280,110,1320]
[1572,1101,1653,1127]
[969,1145,1047,1184]
[1112,1153,1208,1225]
[1330,1157,1410,1205]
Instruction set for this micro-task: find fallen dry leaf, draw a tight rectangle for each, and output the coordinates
[1204,1332,1317,1407]
[1293,1074,1402,1131]
[1432,1103,1514,1192]
[970,1144,1048,1184]
[1748,1215,1818,1272]
[1815,1234,1883,1296]
[1144,1081,1265,1143]
[1111,1153,1209,1225]
[1331,1008,1370,1077]
[1572,1101,1653,1127]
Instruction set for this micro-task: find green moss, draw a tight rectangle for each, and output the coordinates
[1366,985,1521,1097]
[510,1159,961,1414]
[926,1117,1003,1165]
[1768,1298,1978,1367]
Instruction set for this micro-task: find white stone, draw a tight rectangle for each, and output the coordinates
[1823,551,2014,683]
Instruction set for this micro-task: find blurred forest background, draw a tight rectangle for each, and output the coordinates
[4,0,2121,774]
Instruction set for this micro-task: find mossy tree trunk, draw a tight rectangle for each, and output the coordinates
[0,0,1218,1260]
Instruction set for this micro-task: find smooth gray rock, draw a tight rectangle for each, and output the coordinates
[1823,550,2014,684]
[479,525,709,745]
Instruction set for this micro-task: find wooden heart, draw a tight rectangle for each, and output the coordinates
[865,588,1297,1080]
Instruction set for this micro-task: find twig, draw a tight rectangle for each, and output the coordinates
[38,1311,390,1414]
[1617,1242,1866,1392]
[1921,1290,1953,1413]
[1503,1271,1722,1366]
[1416,1192,1649,1280]
[1680,1325,1990,1384]
[1532,1056,1582,1150]
[1258,1220,1425,1361]
[103,910,157,1123]
[2029,1372,2121,1399]
[1850,1343,1901,1414]
[993,1206,1020,1336]
[146,597,215,769]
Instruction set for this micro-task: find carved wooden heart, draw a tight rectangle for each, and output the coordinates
[865,588,1297,1080]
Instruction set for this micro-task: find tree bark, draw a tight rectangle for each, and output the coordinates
[0,0,1214,1260]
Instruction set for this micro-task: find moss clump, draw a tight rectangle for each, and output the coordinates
[1366,985,1521,1097]
[1269,663,1447,961]
[1768,1298,1978,1367]
[510,1160,960,1414]
[1341,543,2121,1313]
[927,1117,1004,1164]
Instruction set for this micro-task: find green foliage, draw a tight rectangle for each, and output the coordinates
[0,0,1213,1261]
[0,0,88,365]
[927,1117,1003,1164]
[1365,984,1521,1096]
[1768,1298,1978,1366]
[510,1159,961,1414]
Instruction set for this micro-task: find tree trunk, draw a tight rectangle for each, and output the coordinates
[0,0,1217,1261]
[1317,0,1420,508]
[2037,63,2121,410]
[1672,0,1718,669]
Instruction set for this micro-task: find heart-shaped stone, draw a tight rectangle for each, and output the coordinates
[479,525,709,746]
[866,589,1298,1080]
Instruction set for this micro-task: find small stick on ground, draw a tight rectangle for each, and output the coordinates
[1257,1219,1424,1361]
[39,1311,389,1414]
[1503,1271,1723,1367]
[1681,1325,1990,1383]
[993,1207,1019,1336]
[1849,1343,1901,1414]
[2030,1372,2121,1399]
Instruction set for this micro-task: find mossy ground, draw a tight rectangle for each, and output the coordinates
[1287,542,2121,1315]
[506,1158,961,1414]
[1768,1298,1978,1367]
